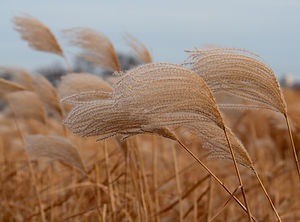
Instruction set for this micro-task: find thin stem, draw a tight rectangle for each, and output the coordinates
[132,137,153,221]
[121,141,130,213]
[253,170,282,222]
[208,185,241,222]
[284,114,300,181]
[172,146,183,222]
[131,138,149,221]
[152,136,160,222]
[175,139,257,222]
[206,176,213,222]
[94,163,102,222]
[84,164,102,220]
[223,127,252,222]
[104,140,116,220]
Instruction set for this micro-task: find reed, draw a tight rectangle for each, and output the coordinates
[185,48,285,221]
[13,15,72,71]
[2,20,299,221]
[124,34,153,64]
[63,63,258,220]
[63,27,121,72]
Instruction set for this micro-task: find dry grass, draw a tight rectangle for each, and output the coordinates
[58,73,113,99]
[184,48,286,114]
[33,73,64,120]
[124,34,153,64]
[12,15,72,71]
[0,78,26,96]
[185,48,300,199]
[1,90,300,221]
[13,15,64,56]
[24,135,86,174]
[6,91,47,125]
[63,27,121,72]
[1,16,300,222]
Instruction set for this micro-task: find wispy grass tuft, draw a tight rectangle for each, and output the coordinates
[12,14,72,71]
[24,135,86,174]
[62,63,257,219]
[63,27,121,72]
[124,33,153,64]
[185,48,300,182]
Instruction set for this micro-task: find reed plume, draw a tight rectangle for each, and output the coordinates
[184,48,286,113]
[24,135,86,174]
[185,48,286,221]
[63,64,218,141]
[124,34,153,64]
[185,48,299,179]
[63,27,121,72]
[187,122,253,169]
[63,63,254,167]
[58,73,112,114]
[12,15,72,71]
[58,73,112,99]
[63,63,255,219]
[33,73,64,119]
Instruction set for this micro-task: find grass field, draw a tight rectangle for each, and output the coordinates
[0,15,300,222]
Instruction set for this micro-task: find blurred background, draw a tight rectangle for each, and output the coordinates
[1,0,300,85]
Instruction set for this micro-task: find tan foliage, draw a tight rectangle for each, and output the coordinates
[64,63,253,169]
[0,78,26,97]
[125,34,153,63]
[58,73,113,114]
[13,15,64,56]
[58,73,112,99]
[0,67,34,90]
[33,73,64,119]
[24,135,85,174]
[185,48,287,114]
[63,27,121,72]
[6,91,47,124]
[187,122,253,169]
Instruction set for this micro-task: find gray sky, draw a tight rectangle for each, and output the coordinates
[1,0,300,80]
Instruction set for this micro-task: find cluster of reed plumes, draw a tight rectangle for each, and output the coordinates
[0,14,300,222]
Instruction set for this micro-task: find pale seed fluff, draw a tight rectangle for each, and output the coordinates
[24,135,86,174]
[63,63,253,169]
[185,48,287,114]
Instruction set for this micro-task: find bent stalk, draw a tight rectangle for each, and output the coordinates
[284,114,300,181]
[175,139,257,222]
[223,127,252,222]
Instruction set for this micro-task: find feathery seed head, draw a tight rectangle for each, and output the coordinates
[185,48,287,114]
[13,15,63,56]
[63,63,253,168]
[58,73,112,100]
[63,27,121,72]
[24,135,86,174]
[124,34,153,64]
[33,73,64,119]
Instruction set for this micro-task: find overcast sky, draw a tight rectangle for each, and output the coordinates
[1,0,300,80]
